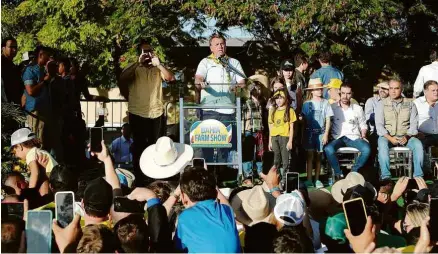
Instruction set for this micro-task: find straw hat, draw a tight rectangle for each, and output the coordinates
[306,78,324,90]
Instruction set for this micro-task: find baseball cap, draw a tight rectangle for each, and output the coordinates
[280,59,294,70]
[324,78,342,89]
[11,128,36,147]
[274,191,305,226]
[325,213,347,244]
[115,168,135,188]
[83,178,113,216]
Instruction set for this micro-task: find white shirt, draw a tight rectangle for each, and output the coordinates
[413,61,438,98]
[330,103,368,140]
[413,96,438,134]
[196,57,245,114]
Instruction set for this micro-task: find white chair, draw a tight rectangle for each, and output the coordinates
[426,146,438,177]
[336,147,360,171]
[389,147,412,177]
[325,147,361,176]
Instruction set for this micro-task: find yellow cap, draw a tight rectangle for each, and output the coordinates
[273,90,286,98]
[324,78,343,89]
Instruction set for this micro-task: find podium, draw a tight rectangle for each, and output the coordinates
[178,84,243,178]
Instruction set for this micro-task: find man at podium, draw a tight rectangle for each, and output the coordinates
[194,33,246,164]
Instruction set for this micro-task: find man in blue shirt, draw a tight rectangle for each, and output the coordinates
[175,166,240,253]
[110,123,133,164]
[310,52,344,99]
[22,46,51,145]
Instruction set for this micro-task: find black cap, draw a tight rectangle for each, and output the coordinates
[83,178,113,216]
[280,59,294,71]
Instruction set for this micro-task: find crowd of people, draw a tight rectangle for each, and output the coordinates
[1,33,438,253]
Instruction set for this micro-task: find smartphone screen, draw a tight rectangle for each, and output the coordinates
[286,172,299,193]
[114,197,146,214]
[90,127,103,152]
[192,158,205,168]
[55,192,74,228]
[430,198,438,241]
[26,210,52,253]
[1,202,24,219]
[343,198,367,236]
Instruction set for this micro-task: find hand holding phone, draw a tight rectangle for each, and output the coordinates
[344,215,376,253]
[89,127,103,153]
[114,197,146,214]
[26,210,53,253]
[343,198,368,236]
[55,192,75,228]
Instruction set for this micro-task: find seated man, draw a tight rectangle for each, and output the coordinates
[324,84,370,180]
[375,78,424,180]
[325,78,358,105]
[365,81,390,167]
[365,82,390,135]
[413,80,438,149]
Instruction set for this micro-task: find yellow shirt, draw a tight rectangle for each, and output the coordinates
[269,108,297,137]
[127,64,164,119]
[26,147,58,175]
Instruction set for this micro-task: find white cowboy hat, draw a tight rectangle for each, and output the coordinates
[330,172,365,203]
[230,185,276,226]
[140,136,194,179]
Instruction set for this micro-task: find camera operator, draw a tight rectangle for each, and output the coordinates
[119,39,175,186]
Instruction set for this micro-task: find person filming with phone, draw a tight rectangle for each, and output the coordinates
[118,39,175,186]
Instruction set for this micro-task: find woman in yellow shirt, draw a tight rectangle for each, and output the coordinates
[268,90,297,178]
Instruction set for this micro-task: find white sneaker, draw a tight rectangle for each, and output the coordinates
[315,180,324,189]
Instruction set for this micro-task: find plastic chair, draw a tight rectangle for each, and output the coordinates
[389,147,412,177]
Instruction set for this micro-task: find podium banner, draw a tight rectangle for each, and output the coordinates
[189,119,232,148]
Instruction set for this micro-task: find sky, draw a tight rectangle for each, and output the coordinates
[182,17,253,39]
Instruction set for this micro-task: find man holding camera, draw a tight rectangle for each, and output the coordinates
[119,39,175,185]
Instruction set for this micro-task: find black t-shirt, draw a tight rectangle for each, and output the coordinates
[1,55,24,105]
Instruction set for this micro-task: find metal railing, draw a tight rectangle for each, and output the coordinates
[80,99,128,128]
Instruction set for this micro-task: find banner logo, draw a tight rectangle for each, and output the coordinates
[190,119,232,148]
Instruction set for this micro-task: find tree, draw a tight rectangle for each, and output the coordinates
[160,0,438,98]
[1,0,202,88]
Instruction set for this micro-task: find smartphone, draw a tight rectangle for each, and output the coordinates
[114,197,146,214]
[343,198,368,236]
[1,202,24,219]
[26,210,52,253]
[141,49,152,65]
[192,158,205,168]
[262,151,274,175]
[55,191,75,228]
[407,178,418,190]
[430,198,438,241]
[90,127,103,152]
[285,172,300,193]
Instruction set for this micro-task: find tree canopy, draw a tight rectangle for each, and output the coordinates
[2,0,437,97]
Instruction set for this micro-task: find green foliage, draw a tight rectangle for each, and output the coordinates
[1,103,27,174]
[2,0,437,95]
[2,0,199,88]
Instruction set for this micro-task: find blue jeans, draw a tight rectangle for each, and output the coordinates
[324,136,371,176]
[378,136,424,179]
